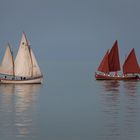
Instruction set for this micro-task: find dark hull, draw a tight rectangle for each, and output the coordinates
[95,73,140,80]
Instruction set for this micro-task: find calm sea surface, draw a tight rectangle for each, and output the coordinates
[0,61,140,140]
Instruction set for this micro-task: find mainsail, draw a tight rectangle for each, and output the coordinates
[0,44,14,75]
[108,40,121,72]
[97,50,109,73]
[14,32,32,77]
[123,48,140,74]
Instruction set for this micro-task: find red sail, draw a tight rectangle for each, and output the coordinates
[98,50,109,73]
[108,40,121,72]
[123,48,140,74]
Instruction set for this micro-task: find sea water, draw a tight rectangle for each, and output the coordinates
[0,61,140,140]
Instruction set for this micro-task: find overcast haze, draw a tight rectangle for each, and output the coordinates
[1,1,140,140]
[0,0,140,71]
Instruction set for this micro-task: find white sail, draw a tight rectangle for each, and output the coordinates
[14,32,32,77]
[30,49,42,77]
[0,44,14,75]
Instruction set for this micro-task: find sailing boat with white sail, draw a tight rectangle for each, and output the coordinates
[0,32,43,84]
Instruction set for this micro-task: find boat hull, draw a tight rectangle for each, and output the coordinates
[95,73,140,80]
[0,76,43,84]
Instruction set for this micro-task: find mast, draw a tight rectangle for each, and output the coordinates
[123,48,140,74]
[11,50,15,77]
[108,40,121,72]
[25,33,42,77]
[23,32,33,77]
[98,50,109,73]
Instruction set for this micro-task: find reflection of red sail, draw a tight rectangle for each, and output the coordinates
[98,50,109,73]
[123,48,140,74]
[108,40,121,72]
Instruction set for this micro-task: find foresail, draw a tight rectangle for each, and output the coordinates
[30,49,42,77]
[14,32,32,77]
[0,44,14,75]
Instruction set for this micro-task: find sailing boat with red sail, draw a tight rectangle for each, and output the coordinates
[95,41,140,80]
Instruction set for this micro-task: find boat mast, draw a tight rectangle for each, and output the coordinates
[11,50,15,77]
[25,32,34,77]
[23,32,33,77]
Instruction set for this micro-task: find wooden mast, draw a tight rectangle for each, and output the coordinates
[23,32,33,77]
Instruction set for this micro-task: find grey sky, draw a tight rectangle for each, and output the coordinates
[0,0,140,69]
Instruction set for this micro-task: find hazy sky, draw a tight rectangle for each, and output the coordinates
[0,0,140,68]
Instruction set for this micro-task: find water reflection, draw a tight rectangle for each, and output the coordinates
[99,81,121,140]
[123,80,139,95]
[101,80,120,93]
[99,80,140,140]
[123,81,140,140]
[0,84,41,139]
